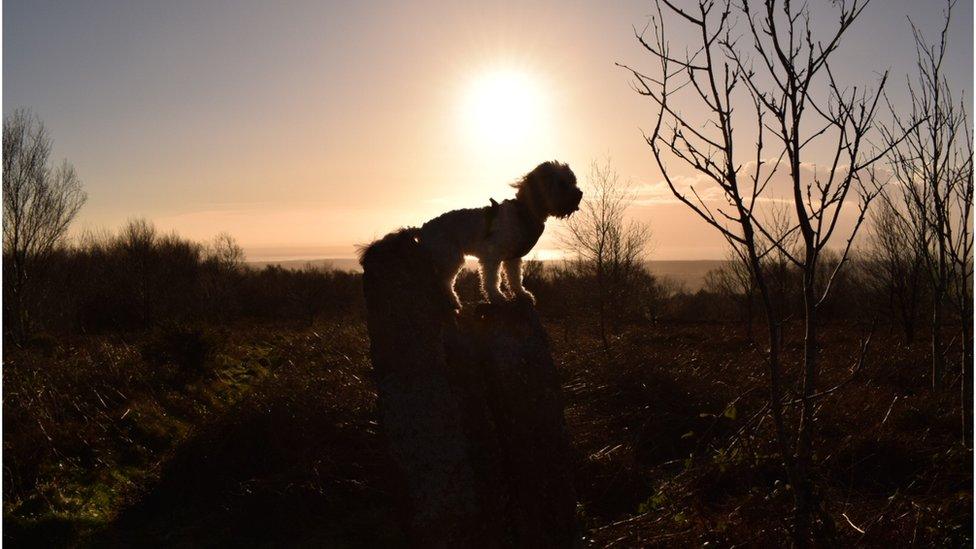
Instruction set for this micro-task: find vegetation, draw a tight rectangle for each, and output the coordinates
[3,2,972,542]
[618,0,971,542]
[2,213,971,545]
[2,218,362,338]
[3,108,87,341]
[561,159,652,352]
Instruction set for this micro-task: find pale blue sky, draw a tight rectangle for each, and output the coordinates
[4,0,972,259]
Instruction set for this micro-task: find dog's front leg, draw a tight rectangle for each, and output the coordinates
[479,258,505,303]
[503,258,535,303]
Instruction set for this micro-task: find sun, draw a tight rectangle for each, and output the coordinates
[462,70,546,148]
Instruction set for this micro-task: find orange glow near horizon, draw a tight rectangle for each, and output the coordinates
[6,1,972,262]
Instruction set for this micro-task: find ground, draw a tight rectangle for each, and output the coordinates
[3,316,972,547]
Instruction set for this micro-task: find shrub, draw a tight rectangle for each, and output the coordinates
[141,323,220,382]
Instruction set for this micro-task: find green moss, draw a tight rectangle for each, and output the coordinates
[5,327,281,539]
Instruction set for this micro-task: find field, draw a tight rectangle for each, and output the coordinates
[4,312,970,546]
[247,259,725,292]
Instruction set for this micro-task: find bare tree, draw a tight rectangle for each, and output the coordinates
[861,199,925,343]
[707,204,800,337]
[704,247,758,334]
[880,1,973,391]
[3,108,87,339]
[201,232,246,319]
[561,159,651,352]
[207,231,246,271]
[619,0,899,542]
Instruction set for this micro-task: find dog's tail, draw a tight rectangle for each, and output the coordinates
[357,227,423,272]
[359,227,460,317]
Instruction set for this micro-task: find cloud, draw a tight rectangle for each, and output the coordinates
[632,174,725,206]
[631,158,875,209]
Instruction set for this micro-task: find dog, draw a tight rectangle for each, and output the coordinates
[416,160,582,310]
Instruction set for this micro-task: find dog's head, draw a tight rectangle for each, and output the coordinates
[513,161,583,219]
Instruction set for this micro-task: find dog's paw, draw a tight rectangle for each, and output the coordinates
[485,291,507,304]
[513,290,536,304]
[474,301,495,315]
[441,293,462,315]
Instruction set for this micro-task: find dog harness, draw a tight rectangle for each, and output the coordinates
[483,198,500,238]
[510,200,545,258]
[482,198,544,259]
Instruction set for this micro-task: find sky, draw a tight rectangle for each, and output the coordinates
[4,0,973,260]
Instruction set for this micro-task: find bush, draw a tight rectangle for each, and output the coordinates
[141,323,220,382]
[2,219,365,338]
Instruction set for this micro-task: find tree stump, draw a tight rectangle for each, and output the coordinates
[360,230,576,548]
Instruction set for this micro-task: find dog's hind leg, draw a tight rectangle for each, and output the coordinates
[445,266,463,311]
[437,253,465,311]
[479,258,505,303]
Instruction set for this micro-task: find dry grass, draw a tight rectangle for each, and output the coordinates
[563,321,971,546]
[3,316,971,546]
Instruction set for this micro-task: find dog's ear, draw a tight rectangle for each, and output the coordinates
[513,164,544,209]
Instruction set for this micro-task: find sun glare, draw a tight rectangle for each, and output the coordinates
[462,70,546,148]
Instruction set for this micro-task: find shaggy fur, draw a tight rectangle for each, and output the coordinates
[413,161,582,309]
